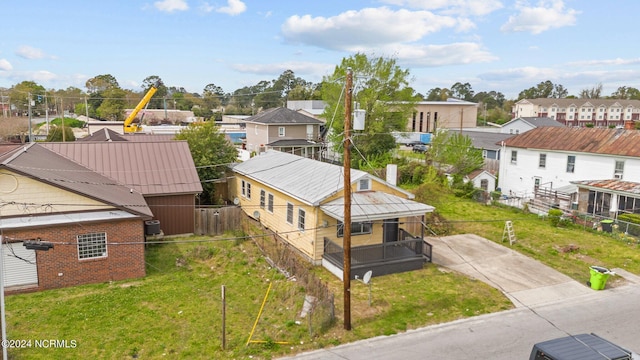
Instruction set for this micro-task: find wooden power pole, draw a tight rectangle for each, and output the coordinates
[343,68,353,331]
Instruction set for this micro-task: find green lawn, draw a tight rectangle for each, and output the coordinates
[5,195,639,359]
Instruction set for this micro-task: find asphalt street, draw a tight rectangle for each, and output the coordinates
[279,234,640,359]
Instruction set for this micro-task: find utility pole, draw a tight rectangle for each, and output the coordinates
[60,97,66,142]
[0,236,6,360]
[27,93,33,143]
[343,68,353,331]
[45,91,49,136]
[84,96,89,119]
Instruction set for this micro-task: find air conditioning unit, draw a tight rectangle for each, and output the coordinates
[614,173,623,179]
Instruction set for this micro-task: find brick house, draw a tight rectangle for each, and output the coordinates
[0,143,153,293]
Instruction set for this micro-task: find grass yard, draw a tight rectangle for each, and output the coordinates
[5,232,511,359]
[6,194,640,359]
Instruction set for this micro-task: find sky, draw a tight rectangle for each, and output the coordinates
[1,0,640,99]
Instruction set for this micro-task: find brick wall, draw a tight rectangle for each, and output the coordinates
[5,219,146,293]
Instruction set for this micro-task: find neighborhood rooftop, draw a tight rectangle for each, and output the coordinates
[501,127,640,157]
[242,107,324,125]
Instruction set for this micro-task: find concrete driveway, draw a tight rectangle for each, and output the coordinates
[426,234,595,308]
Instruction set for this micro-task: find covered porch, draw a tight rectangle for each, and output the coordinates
[319,191,435,280]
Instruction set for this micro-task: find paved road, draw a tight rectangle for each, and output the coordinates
[279,234,640,359]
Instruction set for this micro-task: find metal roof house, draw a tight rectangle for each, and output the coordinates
[498,127,640,216]
[500,116,565,135]
[243,107,325,160]
[0,143,153,292]
[231,150,435,279]
[41,140,202,236]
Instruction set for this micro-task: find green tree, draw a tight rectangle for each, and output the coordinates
[518,80,568,100]
[428,130,484,176]
[450,82,474,101]
[9,81,46,115]
[610,86,640,99]
[85,74,121,119]
[175,121,238,204]
[424,87,451,101]
[45,122,76,142]
[96,87,127,121]
[142,75,167,109]
[321,53,419,164]
[580,83,603,99]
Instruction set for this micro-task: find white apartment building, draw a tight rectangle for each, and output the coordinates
[512,99,640,128]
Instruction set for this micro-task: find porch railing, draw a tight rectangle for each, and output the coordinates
[323,236,432,267]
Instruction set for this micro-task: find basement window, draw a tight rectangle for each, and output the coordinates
[77,232,107,260]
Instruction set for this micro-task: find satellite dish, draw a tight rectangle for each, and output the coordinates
[233,197,240,205]
[252,210,260,219]
[362,270,372,284]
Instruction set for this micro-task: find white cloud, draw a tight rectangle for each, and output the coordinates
[16,45,49,60]
[380,0,504,16]
[199,2,215,13]
[216,0,246,16]
[501,0,579,34]
[282,7,458,51]
[154,0,189,13]
[394,42,498,67]
[0,59,12,71]
[568,58,640,67]
[231,61,334,77]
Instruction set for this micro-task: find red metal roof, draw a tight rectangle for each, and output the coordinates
[41,141,202,196]
[502,127,640,157]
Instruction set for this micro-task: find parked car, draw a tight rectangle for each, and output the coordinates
[413,144,428,153]
[530,333,635,360]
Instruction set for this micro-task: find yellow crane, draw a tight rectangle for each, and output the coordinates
[123,84,158,133]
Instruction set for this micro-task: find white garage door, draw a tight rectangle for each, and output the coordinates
[2,242,38,288]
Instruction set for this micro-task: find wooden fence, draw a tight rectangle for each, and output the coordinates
[194,206,243,235]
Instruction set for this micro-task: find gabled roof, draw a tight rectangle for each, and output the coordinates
[502,127,640,157]
[243,107,324,125]
[41,141,202,196]
[502,117,564,128]
[232,150,415,206]
[445,130,514,150]
[78,128,128,142]
[0,143,152,217]
[467,169,496,181]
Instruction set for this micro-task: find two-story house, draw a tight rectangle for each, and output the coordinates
[230,150,435,279]
[498,127,640,216]
[512,99,640,128]
[243,107,324,159]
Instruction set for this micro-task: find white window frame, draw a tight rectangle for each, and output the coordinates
[567,155,576,173]
[278,127,285,137]
[337,221,373,237]
[259,189,265,208]
[358,178,371,191]
[615,160,625,179]
[539,153,546,169]
[77,232,107,260]
[511,150,517,164]
[286,203,294,224]
[298,209,306,231]
[267,193,274,213]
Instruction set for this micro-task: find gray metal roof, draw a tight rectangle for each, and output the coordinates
[41,141,202,196]
[442,130,514,150]
[1,144,152,218]
[503,117,564,128]
[232,150,415,206]
[243,107,324,125]
[531,333,632,360]
[320,191,434,222]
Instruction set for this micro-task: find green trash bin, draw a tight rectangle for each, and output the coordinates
[601,219,614,233]
[589,266,611,290]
